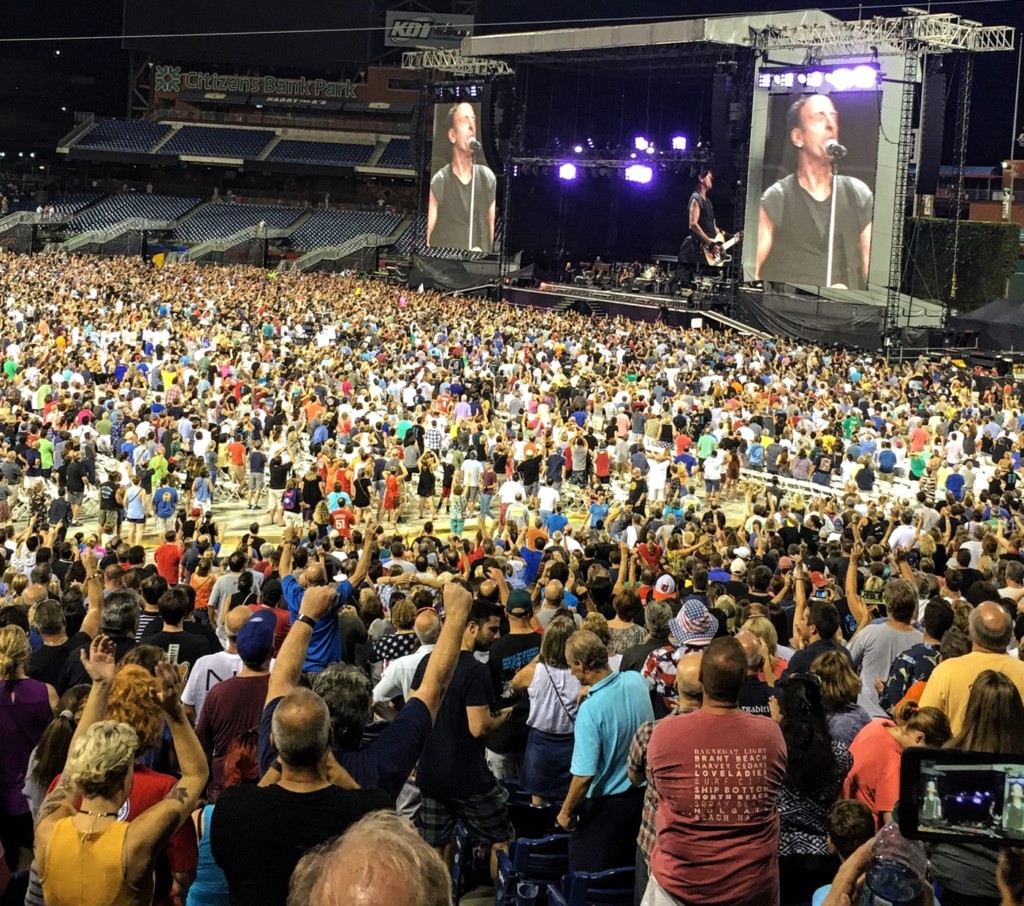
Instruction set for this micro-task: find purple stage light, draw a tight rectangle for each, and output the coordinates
[634,136,649,151]
[558,163,577,181]
[573,145,583,153]
[759,64,879,92]
[624,164,653,184]
[671,135,688,151]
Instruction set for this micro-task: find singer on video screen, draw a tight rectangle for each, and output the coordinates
[755,93,873,289]
[427,102,497,253]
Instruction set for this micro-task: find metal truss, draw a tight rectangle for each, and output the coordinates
[401,49,514,77]
[752,9,1014,56]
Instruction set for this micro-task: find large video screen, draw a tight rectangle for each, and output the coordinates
[753,92,879,290]
[426,101,498,253]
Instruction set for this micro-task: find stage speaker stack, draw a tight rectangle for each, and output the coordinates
[916,62,946,198]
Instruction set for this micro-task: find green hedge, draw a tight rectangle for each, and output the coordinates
[901,217,1020,312]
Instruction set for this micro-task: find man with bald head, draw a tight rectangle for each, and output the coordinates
[289,812,450,906]
[212,587,393,906]
[920,600,1024,734]
[372,607,442,714]
[537,579,582,628]
[629,651,704,903]
[645,636,787,906]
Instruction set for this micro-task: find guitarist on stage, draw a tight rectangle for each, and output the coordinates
[677,167,739,287]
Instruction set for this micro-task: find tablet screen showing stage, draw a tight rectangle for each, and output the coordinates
[917,760,1024,842]
[427,101,498,253]
[754,87,880,290]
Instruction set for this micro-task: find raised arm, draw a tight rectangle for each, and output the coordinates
[845,543,869,627]
[345,524,377,589]
[122,661,209,886]
[266,585,339,704]
[407,581,472,720]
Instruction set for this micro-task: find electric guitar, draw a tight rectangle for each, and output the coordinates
[703,231,743,267]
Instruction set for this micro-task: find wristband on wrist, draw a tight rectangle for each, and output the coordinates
[296,613,317,629]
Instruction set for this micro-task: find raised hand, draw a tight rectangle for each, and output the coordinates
[80,634,116,684]
[156,658,185,713]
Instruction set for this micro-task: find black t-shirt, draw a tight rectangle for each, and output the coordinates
[738,677,775,717]
[412,650,496,799]
[267,458,291,490]
[143,629,219,680]
[518,456,541,485]
[210,783,392,906]
[487,632,541,755]
[28,637,81,686]
[65,460,88,493]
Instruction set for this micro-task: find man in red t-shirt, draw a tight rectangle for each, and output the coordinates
[331,505,355,539]
[227,437,247,482]
[646,636,787,906]
[195,610,274,797]
[153,531,184,586]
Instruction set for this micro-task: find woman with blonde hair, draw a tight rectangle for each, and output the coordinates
[0,625,56,883]
[34,636,208,906]
[742,616,788,679]
[812,649,872,747]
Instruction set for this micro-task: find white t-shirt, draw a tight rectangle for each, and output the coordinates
[181,651,242,718]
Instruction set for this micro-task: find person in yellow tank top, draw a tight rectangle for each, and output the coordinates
[34,635,209,906]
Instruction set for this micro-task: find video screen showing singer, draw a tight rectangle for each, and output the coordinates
[427,102,497,253]
[755,94,873,290]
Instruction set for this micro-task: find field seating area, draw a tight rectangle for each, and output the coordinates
[376,140,413,169]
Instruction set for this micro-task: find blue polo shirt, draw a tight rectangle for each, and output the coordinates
[571,670,654,798]
[282,574,351,672]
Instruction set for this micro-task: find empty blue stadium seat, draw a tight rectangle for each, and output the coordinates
[267,140,374,166]
[288,210,403,251]
[66,194,201,233]
[172,203,303,243]
[77,120,171,153]
[496,834,571,906]
[159,126,273,158]
[546,868,636,906]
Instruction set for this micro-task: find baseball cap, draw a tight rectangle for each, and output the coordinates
[669,600,719,648]
[808,571,829,589]
[190,506,201,517]
[652,574,677,601]
[236,611,276,663]
[729,558,747,576]
[733,546,751,560]
[506,588,533,618]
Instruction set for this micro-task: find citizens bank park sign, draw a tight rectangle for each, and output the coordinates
[154,65,358,100]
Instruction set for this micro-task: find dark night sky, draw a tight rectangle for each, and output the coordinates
[0,0,1020,163]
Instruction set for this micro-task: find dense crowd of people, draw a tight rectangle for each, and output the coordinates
[0,248,1023,905]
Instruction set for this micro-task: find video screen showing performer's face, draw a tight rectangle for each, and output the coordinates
[754,91,879,290]
[917,765,1024,841]
[426,101,498,254]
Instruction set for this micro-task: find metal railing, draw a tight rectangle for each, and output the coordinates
[60,218,176,252]
[182,224,294,262]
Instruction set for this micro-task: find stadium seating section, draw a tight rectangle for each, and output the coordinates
[172,203,304,243]
[6,194,102,216]
[158,127,274,159]
[77,120,171,153]
[288,210,404,251]
[376,140,413,169]
[267,141,374,167]
[67,195,202,233]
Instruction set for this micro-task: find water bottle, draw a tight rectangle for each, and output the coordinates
[861,823,929,906]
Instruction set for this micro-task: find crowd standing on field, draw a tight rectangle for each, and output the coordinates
[1,249,1024,905]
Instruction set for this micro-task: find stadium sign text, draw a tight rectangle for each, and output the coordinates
[154,66,358,100]
[384,11,474,49]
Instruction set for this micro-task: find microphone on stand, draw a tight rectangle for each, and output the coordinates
[468,138,482,154]
[825,139,848,159]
